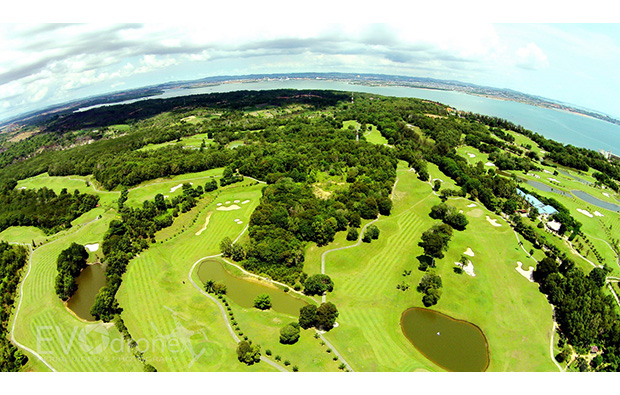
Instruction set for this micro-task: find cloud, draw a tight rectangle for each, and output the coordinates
[515,42,549,70]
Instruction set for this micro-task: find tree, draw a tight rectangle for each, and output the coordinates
[419,224,453,259]
[213,282,227,295]
[346,227,359,241]
[231,243,245,261]
[254,294,272,310]
[204,279,215,293]
[446,213,469,230]
[220,237,233,257]
[279,323,300,344]
[349,212,361,228]
[433,180,441,192]
[316,302,339,331]
[533,257,559,283]
[303,274,334,296]
[298,304,317,329]
[589,266,610,288]
[236,340,261,365]
[366,224,380,239]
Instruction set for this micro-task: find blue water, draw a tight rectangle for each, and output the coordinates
[571,190,620,212]
[77,79,620,153]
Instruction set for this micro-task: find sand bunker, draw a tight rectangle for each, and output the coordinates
[217,203,222,206]
[515,261,534,282]
[543,169,553,174]
[467,203,477,208]
[603,192,610,198]
[234,218,243,224]
[463,248,475,257]
[594,211,604,217]
[234,200,240,203]
[485,162,495,167]
[548,178,559,183]
[467,153,476,158]
[217,204,241,211]
[195,212,213,236]
[225,201,231,204]
[577,208,593,218]
[455,260,476,277]
[85,243,99,252]
[486,216,502,227]
[241,200,250,204]
[432,178,443,183]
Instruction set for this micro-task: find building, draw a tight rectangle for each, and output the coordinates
[516,188,558,217]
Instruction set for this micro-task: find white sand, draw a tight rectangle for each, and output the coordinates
[432,178,443,182]
[19,186,27,190]
[236,220,243,224]
[464,248,475,257]
[459,210,464,213]
[486,216,502,227]
[225,201,231,205]
[543,169,553,174]
[515,261,534,282]
[603,192,610,198]
[216,203,222,206]
[241,200,250,204]
[484,162,495,167]
[455,260,476,277]
[85,243,99,252]
[467,203,477,208]
[548,178,559,183]
[577,208,594,218]
[594,211,604,217]
[234,200,240,203]
[216,204,241,211]
[195,212,212,236]
[468,153,476,158]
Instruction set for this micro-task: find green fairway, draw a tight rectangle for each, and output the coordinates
[362,124,388,145]
[310,162,556,371]
[8,211,143,372]
[0,226,47,245]
[137,133,215,152]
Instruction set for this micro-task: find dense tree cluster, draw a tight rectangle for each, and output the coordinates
[418,223,453,259]
[429,203,469,230]
[279,322,300,344]
[297,302,339,331]
[236,340,261,365]
[0,242,28,372]
[303,274,334,296]
[417,271,443,307]
[54,243,89,301]
[0,184,99,234]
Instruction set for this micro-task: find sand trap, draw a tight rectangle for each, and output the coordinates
[603,192,610,198]
[85,243,99,252]
[235,220,243,224]
[594,211,604,217]
[515,261,534,282]
[467,153,476,158]
[241,200,250,204]
[548,178,559,183]
[543,169,553,174]
[19,186,27,190]
[432,178,443,182]
[467,203,477,208]
[484,162,495,167]
[486,216,502,227]
[195,212,213,236]
[217,204,241,211]
[234,200,240,203]
[225,201,231,205]
[464,248,475,257]
[459,210,464,213]
[164,195,169,199]
[170,184,183,193]
[455,260,476,277]
[217,203,222,206]
[577,208,593,218]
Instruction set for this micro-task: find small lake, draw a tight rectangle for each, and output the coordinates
[571,190,620,212]
[197,259,308,316]
[521,179,570,196]
[400,307,489,372]
[556,168,591,185]
[67,263,107,321]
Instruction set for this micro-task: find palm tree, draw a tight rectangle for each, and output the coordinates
[204,279,215,293]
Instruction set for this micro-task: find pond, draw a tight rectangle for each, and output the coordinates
[520,179,570,197]
[197,259,308,316]
[400,307,489,372]
[556,168,591,185]
[571,190,620,212]
[67,263,107,321]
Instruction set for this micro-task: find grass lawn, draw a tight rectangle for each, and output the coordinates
[362,124,388,145]
[116,182,281,371]
[137,133,215,152]
[8,211,143,372]
[312,163,557,371]
[0,226,47,245]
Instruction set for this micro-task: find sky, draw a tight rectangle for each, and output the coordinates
[1,2,620,123]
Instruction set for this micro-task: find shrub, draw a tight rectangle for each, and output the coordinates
[280,323,301,344]
[284,360,291,366]
[292,365,299,372]
[253,294,272,310]
[265,349,272,356]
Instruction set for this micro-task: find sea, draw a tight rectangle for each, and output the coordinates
[76,79,620,154]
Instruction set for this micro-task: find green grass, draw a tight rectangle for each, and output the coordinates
[311,163,557,371]
[456,145,491,167]
[116,182,280,371]
[0,226,47,245]
[362,124,388,145]
[8,211,143,372]
[137,133,215,152]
